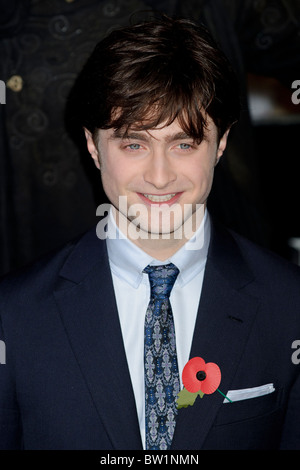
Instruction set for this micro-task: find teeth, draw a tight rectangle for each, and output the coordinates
[143,194,176,202]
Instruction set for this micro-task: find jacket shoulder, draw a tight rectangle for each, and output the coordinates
[231,229,300,280]
[0,227,107,308]
[209,219,300,300]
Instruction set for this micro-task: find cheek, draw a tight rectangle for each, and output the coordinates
[185,155,217,203]
[100,155,137,198]
[100,165,120,200]
[98,154,121,199]
[184,144,217,183]
[189,161,215,189]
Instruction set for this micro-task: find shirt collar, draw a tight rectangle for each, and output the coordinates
[106,208,210,288]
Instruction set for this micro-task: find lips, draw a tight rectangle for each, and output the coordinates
[143,193,176,202]
[138,192,182,205]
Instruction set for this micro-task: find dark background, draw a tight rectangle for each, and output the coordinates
[0,0,300,276]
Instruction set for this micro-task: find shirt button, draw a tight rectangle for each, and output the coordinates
[6,75,23,92]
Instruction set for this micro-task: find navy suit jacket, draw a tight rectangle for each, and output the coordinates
[1,220,300,450]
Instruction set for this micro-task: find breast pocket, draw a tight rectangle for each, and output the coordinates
[214,387,282,426]
[204,389,285,449]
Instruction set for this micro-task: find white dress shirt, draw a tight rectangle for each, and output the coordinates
[106,208,211,448]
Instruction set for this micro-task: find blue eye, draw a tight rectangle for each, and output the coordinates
[179,143,191,150]
[128,143,141,150]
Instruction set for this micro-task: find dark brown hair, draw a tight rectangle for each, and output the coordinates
[70,15,240,142]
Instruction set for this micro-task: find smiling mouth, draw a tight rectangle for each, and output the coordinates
[143,193,177,202]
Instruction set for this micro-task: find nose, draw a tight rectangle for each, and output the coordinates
[144,149,177,189]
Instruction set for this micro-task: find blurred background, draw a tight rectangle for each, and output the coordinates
[0,0,299,276]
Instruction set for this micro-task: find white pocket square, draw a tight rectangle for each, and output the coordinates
[223,383,275,403]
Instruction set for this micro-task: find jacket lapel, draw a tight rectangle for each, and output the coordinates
[171,222,260,450]
[53,230,143,450]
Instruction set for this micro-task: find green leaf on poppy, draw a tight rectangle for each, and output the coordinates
[176,387,204,409]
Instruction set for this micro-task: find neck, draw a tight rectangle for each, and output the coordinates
[130,234,188,261]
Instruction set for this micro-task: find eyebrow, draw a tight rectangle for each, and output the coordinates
[109,129,195,143]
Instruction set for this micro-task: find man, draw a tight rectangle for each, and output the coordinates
[0,15,300,450]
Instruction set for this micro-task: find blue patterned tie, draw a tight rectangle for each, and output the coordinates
[143,263,180,450]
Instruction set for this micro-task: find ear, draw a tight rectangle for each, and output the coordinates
[215,129,230,165]
[84,128,101,170]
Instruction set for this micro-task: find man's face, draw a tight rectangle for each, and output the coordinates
[85,117,228,240]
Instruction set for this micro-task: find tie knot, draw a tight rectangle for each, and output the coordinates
[143,263,179,299]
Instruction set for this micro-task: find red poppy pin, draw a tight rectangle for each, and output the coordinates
[176,356,232,409]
